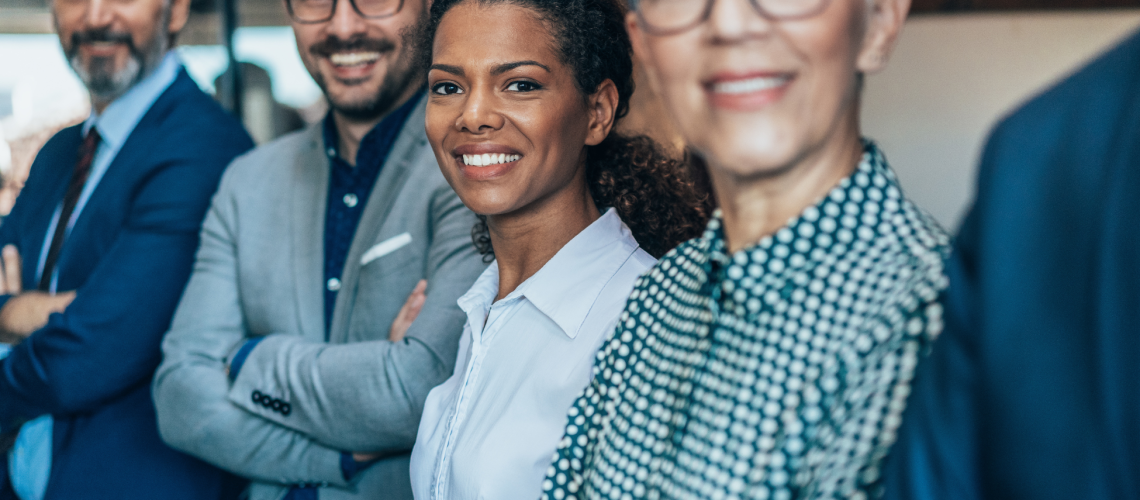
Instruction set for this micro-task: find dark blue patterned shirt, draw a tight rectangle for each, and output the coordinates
[321,92,423,334]
[277,91,422,500]
[542,140,950,500]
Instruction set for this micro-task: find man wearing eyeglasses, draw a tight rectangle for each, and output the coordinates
[151,0,485,497]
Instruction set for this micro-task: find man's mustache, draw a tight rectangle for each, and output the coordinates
[71,29,135,50]
[310,36,396,58]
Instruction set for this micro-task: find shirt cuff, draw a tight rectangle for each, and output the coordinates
[227,337,264,382]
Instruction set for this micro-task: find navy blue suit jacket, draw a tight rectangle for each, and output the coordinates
[0,70,253,499]
[882,30,1140,500]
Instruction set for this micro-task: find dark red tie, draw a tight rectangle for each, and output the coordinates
[38,128,100,291]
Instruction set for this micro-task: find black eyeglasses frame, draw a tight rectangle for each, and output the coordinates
[284,0,407,24]
[633,0,834,36]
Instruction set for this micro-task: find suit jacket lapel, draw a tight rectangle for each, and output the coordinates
[24,126,82,286]
[291,124,330,342]
[56,73,194,285]
[328,96,429,343]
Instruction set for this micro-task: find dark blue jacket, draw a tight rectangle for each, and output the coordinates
[882,29,1140,500]
[0,70,254,499]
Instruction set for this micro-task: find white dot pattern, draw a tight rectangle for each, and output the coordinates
[540,141,950,500]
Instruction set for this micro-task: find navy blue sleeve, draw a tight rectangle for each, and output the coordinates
[0,137,250,426]
[227,337,265,382]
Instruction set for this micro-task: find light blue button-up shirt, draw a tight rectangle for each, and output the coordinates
[1,51,182,500]
[409,208,657,500]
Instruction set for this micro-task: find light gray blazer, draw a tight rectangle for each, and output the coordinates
[153,97,486,500]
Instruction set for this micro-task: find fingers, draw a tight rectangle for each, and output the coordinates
[1,245,21,295]
[51,291,77,313]
[404,280,428,320]
[388,279,428,343]
[352,452,382,462]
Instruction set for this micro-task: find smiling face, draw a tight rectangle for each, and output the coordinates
[426,1,616,218]
[53,0,190,106]
[292,0,426,120]
[627,0,907,180]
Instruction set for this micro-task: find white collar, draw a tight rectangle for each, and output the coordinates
[457,208,641,339]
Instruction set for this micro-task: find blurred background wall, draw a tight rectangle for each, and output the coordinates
[1,0,1140,229]
[863,10,1140,229]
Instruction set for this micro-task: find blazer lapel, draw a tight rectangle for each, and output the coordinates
[328,96,429,343]
[291,124,330,342]
[56,74,194,288]
[23,126,82,287]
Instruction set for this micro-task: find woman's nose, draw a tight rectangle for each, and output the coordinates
[456,87,505,133]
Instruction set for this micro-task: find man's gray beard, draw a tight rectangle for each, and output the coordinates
[70,16,170,105]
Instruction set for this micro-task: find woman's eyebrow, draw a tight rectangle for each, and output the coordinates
[492,60,551,75]
[430,63,465,76]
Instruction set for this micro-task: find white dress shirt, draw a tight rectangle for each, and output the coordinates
[409,207,656,500]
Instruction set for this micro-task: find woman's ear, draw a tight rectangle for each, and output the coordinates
[856,0,910,74]
[585,79,620,146]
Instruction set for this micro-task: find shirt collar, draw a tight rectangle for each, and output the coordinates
[456,207,642,341]
[321,90,425,165]
[456,261,501,337]
[83,51,181,148]
[699,138,897,273]
[456,208,643,339]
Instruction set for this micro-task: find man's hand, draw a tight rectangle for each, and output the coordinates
[352,452,382,462]
[1,244,23,295]
[388,279,427,343]
[0,245,77,342]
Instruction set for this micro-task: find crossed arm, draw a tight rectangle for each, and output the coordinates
[0,245,75,344]
[153,174,479,484]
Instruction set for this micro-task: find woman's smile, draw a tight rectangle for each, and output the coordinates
[451,143,525,180]
[704,71,795,111]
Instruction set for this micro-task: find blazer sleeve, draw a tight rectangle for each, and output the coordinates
[152,168,351,487]
[0,138,60,315]
[223,177,485,453]
[880,121,1004,500]
[0,144,246,427]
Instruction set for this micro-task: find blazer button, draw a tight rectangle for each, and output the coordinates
[281,402,292,416]
[252,390,263,404]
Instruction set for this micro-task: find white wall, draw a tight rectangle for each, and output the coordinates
[862,10,1140,230]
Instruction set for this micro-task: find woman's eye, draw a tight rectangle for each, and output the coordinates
[506,81,541,92]
[432,83,462,95]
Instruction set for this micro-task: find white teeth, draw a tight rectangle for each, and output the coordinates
[462,153,521,166]
[328,52,381,66]
[712,76,790,94]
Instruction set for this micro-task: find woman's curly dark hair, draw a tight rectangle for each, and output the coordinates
[421,0,711,259]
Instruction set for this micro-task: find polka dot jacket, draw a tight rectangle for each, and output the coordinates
[540,141,950,500]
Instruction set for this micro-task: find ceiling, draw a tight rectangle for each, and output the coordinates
[0,0,290,38]
[2,0,1138,37]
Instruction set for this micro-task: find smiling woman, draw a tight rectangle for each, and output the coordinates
[405,0,709,498]
[538,0,954,497]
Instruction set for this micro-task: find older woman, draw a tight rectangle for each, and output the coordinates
[541,0,948,498]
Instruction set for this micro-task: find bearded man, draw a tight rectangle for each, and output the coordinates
[0,0,253,498]
[150,0,485,497]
